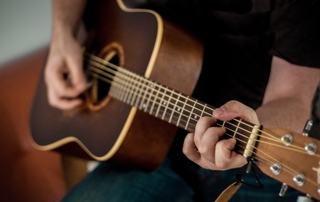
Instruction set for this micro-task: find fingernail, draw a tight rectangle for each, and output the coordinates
[214,108,224,115]
[230,138,236,144]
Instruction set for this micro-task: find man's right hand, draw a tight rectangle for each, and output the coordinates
[44,32,87,110]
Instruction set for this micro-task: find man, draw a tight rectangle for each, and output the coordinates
[45,0,320,201]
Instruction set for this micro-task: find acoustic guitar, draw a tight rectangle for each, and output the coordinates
[30,0,320,200]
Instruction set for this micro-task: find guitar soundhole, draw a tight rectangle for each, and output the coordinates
[86,42,125,111]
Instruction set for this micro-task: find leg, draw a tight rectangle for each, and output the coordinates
[62,156,194,202]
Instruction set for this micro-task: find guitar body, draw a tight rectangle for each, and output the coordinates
[30,0,203,171]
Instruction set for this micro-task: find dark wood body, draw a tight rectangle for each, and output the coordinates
[30,0,203,171]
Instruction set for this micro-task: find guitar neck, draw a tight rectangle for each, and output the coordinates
[86,54,259,157]
[112,67,212,133]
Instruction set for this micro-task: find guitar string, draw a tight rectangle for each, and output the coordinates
[214,137,316,187]
[89,70,317,186]
[93,68,313,160]
[85,55,311,154]
[85,55,282,141]
[88,63,317,156]
[86,55,317,156]
[85,52,320,188]
[84,54,316,188]
[89,65,315,187]
[85,53,253,128]
[84,53,302,147]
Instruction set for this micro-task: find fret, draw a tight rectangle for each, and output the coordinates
[233,119,241,138]
[221,121,226,127]
[144,82,154,112]
[183,101,214,132]
[223,119,239,138]
[138,79,147,110]
[176,96,188,127]
[135,77,142,108]
[161,89,173,120]
[142,81,150,109]
[164,96,175,122]
[145,82,155,113]
[155,86,165,117]
[151,85,163,117]
[149,84,160,115]
[172,95,185,126]
[178,97,195,129]
[160,87,170,119]
[200,104,207,117]
[185,100,205,132]
[130,74,140,107]
[134,76,143,108]
[185,99,197,130]
[204,105,213,117]
[123,73,132,103]
[169,92,181,124]
[122,73,129,104]
[192,102,204,120]
[218,119,256,156]
[139,80,150,111]
[127,73,136,105]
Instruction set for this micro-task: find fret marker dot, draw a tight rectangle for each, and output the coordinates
[194,115,198,119]
[163,101,167,105]
[177,107,181,112]
[142,104,146,108]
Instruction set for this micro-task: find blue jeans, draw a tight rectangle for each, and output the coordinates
[63,134,302,202]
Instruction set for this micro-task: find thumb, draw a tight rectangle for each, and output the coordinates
[66,43,87,91]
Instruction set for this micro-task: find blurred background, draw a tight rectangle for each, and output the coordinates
[0,0,51,66]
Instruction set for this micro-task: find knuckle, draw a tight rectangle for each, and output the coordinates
[197,116,211,127]
[198,145,209,154]
[182,146,190,156]
[215,160,228,170]
[226,100,238,110]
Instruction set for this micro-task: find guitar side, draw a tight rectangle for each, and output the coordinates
[30,0,203,171]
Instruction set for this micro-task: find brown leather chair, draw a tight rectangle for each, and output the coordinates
[0,47,66,202]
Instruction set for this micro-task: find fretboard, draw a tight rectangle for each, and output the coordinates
[109,67,256,154]
[86,56,258,157]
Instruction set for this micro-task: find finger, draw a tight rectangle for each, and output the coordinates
[214,138,247,170]
[45,54,86,99]
[47,87,84,110]
[213,100,259,125]
[65,43,87,92]
[45,57,76,95]
[193,116,216,147]
[197,127,226,163]
[183,132,201,163]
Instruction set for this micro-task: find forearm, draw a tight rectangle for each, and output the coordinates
[256,97,312,133]
[255,56,320,133]
[51,0,87,38]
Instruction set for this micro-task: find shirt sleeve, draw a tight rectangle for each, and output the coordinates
[269,0,320,68]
